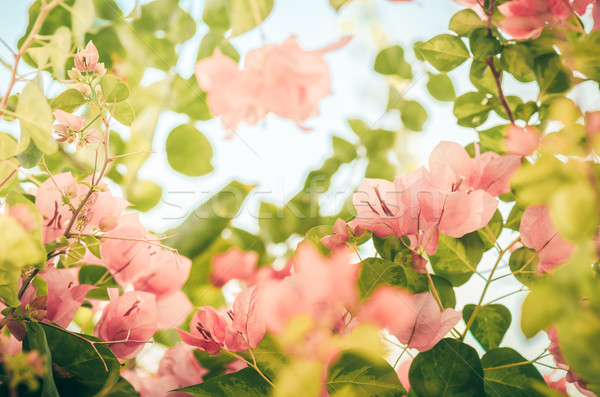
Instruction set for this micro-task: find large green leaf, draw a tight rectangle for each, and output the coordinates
[508,247,539,286]
[374,46,412,79]
[167,181,253,258]
[40,323,121,396]
[0,133,18,189]
[241,334,288,380]
[476,210,503,251]
[0,215,45,306]
[100,75,129,104]
[417,34,470,73]
[463,304,512,351]
[326,348,406,396]
[409,338,485,397]
[229,0,273,37]
[358,257,408,299]
[400,100,428,131]
[50,88,87,113]
[427,73,456,102]
[533,54,571,95]
[166,124,213,177]
[430,233,484,286]
[453,91,492,128]
[177,368,272,396]
[16,82,56,155]
[481,348,545,397]
[203,0,230,30]
[448,9,485,36]
[23,322,60,397]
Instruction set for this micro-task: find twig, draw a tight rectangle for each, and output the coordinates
[485,56,515,125]
[0,0,63,117]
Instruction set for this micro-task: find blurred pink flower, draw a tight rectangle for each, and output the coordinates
[210,248,258,287]
[95,289,157,359]
[74,41,100,71]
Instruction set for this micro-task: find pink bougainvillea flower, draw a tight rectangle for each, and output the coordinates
[586,111,600,137]
[10,267,95,340]
[261,244,358,334]
[498,0,572,40]
[74,41,100,71]
[350,142,519,254]
[504,125,540,156]
[101,215,153,286]
[519,205,575,274]
[155,291,192,330]
[157,345,207,394]
[428,141,521,197]
[231,285,266,349]
[543,373,568,396]
[134,250,191,297]
[363,289,461,352]
[53,109,83,133]
[95,289,157,360]
[8,204,36,232]
[35,172,85,243]
[321,218,350,250]
[177,306,229,353]
[210,248,258,287]
[195,35,351,132]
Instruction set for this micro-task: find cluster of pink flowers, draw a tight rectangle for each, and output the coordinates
[3,172,193,360]
[195,35,351,133]
[181,243,461,366]
[347,141,520,255]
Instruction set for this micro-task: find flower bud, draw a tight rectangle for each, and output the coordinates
[93,62,106,77]
[67,67,83,81]
[74,41,99,72]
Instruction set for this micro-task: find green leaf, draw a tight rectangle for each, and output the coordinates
[16,82,56,154]
[505,204,523,231]
[476,210,503,251]
[400,100,428,131]
[126,179,162,212]
[71,0,95,44]
[482,348,545,397]
[169,75,213,120]
[49,26,72,80]
[0,133,18,188]
[0,215,45,306]
[508,247,539,286]
[51,88,86,112]
[453,91,492,128]
[79,265,117,287]
[427,73,456,102]
[241,334,288,380]
[463,304,512,351]
[100,75,129,103]
[177,368,272,396]
[515,101,538,123]
[40,322,122,396]
[326,348,406,396]
[23,322,59,397]
[329,0,352,10]
[101,377,140,397]
[534,54,571,95]
[549,182,598,241]
[16,135,43,169]
[477,125,508,155]
[358,258,408,299]
[193,350,238,380]
[203,0,230,30]
[372,235,411,262]
[470,32,501,60]
[166,124,214,177]
[470,58,498,95]
[302,225,333,256]
[409,339,485,397]
[500,44,535,83]
[430,275,456,309]
[167,181,253,258]
[229,0,273,37]
[449,9,485,36]
[418,34,471,73]
[32,275,48,297]
[112,101,135,126]
[374,46,412,79]
[430,233,484,286]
